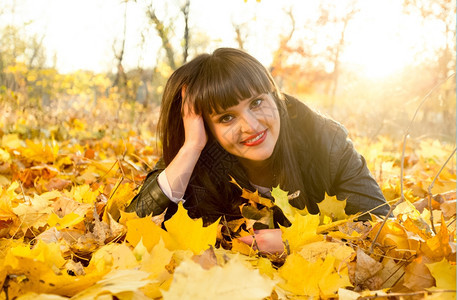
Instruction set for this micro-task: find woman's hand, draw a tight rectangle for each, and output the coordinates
[182,89,207,151]
[237,228,285,254]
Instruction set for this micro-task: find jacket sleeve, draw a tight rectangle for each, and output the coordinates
[125,158,176,218]
[329,128,390,218]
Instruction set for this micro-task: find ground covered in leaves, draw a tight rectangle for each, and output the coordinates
[0,100,455,299]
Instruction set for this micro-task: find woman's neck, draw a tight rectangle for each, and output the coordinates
[238,157,275,187]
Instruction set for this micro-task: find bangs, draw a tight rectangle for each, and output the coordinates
[185,52,275,115]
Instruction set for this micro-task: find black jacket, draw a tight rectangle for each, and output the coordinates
[126,95,390,224]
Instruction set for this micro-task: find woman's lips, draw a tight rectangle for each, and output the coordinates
[241,129,267,146]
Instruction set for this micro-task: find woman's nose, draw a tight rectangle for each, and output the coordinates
[239,111,260,133]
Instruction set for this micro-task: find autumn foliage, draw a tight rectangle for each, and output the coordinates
[0,97,455,299]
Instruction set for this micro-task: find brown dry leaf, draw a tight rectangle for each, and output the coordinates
[103,212,126,242]
[298,241,354,264]
[377,258,405,289]
[45,177,72,191]
[240,204,274,229]
[403,256,435,291]
[65,260,85,276]
[441,200,456,219]
[191,246,218,270]
[353,249,383,288]
[52,196,92,218]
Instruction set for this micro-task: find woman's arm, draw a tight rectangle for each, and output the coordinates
[127,93,207,218]
[330,130,390,218]
[164,99,207,200]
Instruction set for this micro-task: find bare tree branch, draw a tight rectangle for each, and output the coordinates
[147,6,176,70]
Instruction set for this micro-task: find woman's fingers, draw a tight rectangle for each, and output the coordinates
[238,234,254,244]
[181,87,208,151]
[237,229,285,254]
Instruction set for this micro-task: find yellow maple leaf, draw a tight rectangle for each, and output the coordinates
[426,258,456,300]
[231,238,258,256]
[427,258,456,289]
[12,191,59,230]
[4,257,103,298]
[317,193,348,221]
[118,210,140,226]
[47,213,85,230]
[15,292,68,299]
[103,180,136,223]
[140,239,174,298]
[126,216,172,251]
[87,243,138,275]
[256,257,275,279]
[164,203,219,254]
[91,159,119,177]
[419,214,452,260]
[162,257,275,299]
[0,147,11,163]
[3,239,106,298]
[271,185,307,223]
[0,184,20,236]
[8,240,66,270]
[71,269,150,299]
[281,213,323,252]
[241,189,274,208]
[65,184,102,204]
[20,140,58,164]
[279,253,351,298]
[1,134,23,149]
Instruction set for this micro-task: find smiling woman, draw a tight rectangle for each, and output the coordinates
[126,47,390,254]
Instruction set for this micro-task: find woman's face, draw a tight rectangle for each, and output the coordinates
[206,93,280,163]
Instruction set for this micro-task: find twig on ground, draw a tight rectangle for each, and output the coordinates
[427,147,456,233]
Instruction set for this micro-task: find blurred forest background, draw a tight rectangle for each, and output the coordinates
[0,0,455,145]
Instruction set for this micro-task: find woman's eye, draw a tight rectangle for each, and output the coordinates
[219,115,234,123]
[250,99,263,109]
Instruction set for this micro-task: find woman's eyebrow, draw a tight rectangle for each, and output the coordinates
[209,93,264,118]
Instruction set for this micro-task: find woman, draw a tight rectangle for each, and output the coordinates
[126,48,389,253]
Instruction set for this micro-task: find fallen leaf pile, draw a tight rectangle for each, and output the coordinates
[0,105,455,299]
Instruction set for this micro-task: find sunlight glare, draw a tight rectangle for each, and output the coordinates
[343,0,424,79]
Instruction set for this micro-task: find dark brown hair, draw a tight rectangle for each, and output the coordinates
[158,48,309,215]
